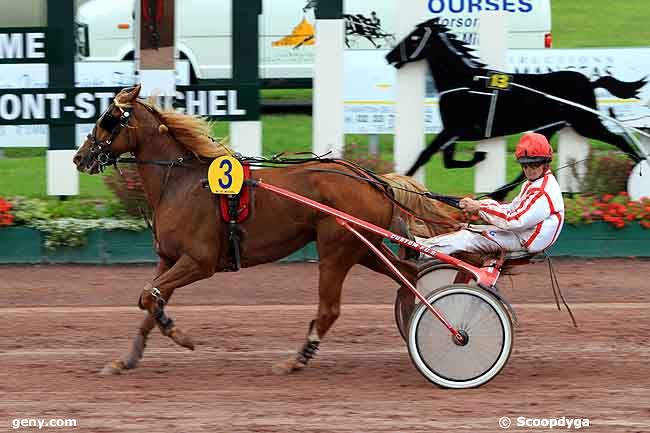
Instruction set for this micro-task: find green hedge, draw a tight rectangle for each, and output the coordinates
[2,223,650,264]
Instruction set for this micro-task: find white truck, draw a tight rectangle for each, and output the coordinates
[75,0,552,82]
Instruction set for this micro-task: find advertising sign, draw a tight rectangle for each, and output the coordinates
[0,61,190,147]
[0,28,48,63]
[344,47,650,134]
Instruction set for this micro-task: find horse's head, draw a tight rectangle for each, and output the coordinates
[385,19,441,68]
[73,85,142,174]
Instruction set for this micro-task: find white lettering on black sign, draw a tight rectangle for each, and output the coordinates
[0,89,249,124]
[176,90,246,116]
[0,32,46,59]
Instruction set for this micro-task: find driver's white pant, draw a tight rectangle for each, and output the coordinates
[416,225,527,257]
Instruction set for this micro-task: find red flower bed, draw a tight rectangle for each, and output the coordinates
[0,198,14,226]
[562,192,650,229]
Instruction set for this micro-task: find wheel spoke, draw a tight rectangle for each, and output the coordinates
[408,284,512,388]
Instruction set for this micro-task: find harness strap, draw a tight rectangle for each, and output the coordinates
[546,254,578,328]
[117,155,194,167]
[305,167,460,228]
[226,194,242,271]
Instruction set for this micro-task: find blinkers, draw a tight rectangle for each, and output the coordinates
[85,106,133,170]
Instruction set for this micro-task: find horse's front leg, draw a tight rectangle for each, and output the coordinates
[101,258,173,375]
[137,254,215,350]
[406,130,458,176]
[100,313,157,375]
[442,142,487,169]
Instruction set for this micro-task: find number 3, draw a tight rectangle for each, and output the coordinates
[207,156,245,195]
[219,159,233,189]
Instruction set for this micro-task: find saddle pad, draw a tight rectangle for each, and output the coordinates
[219,164,252,223]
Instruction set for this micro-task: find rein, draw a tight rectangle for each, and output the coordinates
[117,155,194,167]
[474,157,593,200]
[304,156,595,229]
[304,167,461,228]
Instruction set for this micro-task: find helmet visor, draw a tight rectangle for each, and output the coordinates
[518,156,551,164]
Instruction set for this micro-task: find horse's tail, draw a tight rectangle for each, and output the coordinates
[380,173,458,238]
[591,76,647,99]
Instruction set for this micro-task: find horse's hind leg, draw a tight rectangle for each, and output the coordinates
[574,119,643,162]
[273,235,367,374]
[358,247,418,286]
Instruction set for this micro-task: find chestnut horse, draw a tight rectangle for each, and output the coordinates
[73,85,458,376]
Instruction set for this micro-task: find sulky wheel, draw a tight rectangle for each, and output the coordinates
[394,261,461,341]
[407,284,513,389]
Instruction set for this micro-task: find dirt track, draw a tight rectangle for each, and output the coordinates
[1,259,650,432]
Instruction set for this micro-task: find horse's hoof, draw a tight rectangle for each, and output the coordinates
[99,360,125,376]
[272,357,305,375]
[169,327,195,350]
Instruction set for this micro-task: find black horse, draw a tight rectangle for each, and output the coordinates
[343,13,394,49]
[386,19,646,199]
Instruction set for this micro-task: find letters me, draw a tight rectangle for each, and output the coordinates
[0,32,46,59]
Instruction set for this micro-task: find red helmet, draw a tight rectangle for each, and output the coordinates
[515,132,553,164]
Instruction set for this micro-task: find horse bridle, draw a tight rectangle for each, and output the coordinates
[85,104,133,171]
[399,26,433,64]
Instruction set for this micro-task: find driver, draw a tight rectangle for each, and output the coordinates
[415,132,565,258]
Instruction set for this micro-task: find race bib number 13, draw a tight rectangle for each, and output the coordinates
[207,156,244,194]
[486,72,513,90]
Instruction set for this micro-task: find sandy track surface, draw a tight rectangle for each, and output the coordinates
[1,259,649,432]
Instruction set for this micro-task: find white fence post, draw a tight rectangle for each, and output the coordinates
[627,128,650,200]
[474,11,507,194]
[137,0,176,98]
[230,121,262,157]
[394,1,429,183]
[557,127,590,192]
[47,150,79,196]
[313,8,345,157]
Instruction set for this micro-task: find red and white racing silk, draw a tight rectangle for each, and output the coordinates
[478,169,564,253]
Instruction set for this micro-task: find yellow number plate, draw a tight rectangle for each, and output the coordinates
[486,72,513,90]
[207,156,244,194]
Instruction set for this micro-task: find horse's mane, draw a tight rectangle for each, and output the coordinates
[115,92,231,159]
[380,173,459,237]
[418,19,486,68]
